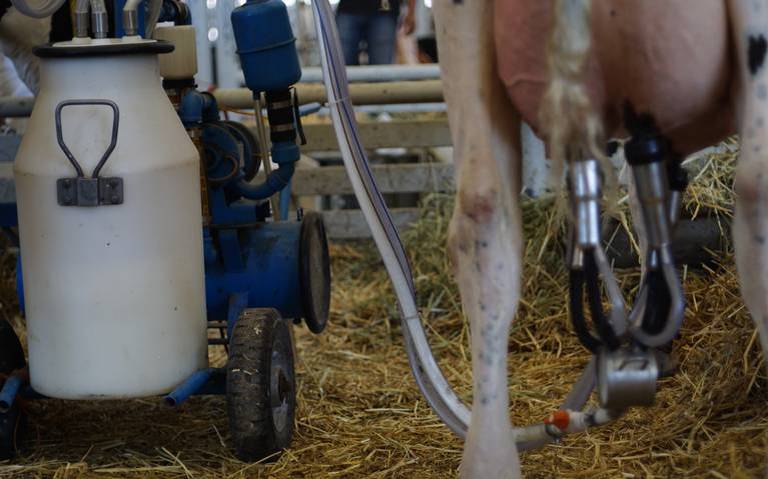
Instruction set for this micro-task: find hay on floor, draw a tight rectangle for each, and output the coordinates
[1,142,766,478]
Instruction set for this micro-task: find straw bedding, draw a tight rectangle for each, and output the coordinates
[1,141,766,478]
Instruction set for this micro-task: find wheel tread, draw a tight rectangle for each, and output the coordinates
[226,308,295,461]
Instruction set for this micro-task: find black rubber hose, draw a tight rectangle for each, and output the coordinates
[569,269,602,353]
[583,250,621,350]
[640,270,672,337]
[667,150,689,192]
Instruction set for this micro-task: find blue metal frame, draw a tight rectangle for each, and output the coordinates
[161,1,308,402]
[0,372,24,412]
[205,221,304,330]
[164,368,217,406]
[178,88,305,323]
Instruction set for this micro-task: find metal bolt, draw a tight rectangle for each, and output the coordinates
[109,179,118,189]
[111,195,119,204]
[63,179,72,188]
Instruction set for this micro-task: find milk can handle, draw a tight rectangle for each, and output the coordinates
[55,99,120,179]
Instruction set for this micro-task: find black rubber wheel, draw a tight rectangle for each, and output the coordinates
[299,212,331,334]
[0,318,26,460]
[227,308,295,461]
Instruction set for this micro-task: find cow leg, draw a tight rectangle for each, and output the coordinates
[433,1,523,478]
[729,0,768,359]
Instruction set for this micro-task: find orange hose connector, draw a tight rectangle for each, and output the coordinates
[544,410,570,431]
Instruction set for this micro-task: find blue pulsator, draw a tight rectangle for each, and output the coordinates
[231,0,302,94]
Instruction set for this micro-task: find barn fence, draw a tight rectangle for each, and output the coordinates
[288,119,455,239]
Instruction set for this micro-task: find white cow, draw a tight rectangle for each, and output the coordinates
[432,0,766,477]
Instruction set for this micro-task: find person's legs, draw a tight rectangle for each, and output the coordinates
[365,12,397,65]
[335,12,365,65]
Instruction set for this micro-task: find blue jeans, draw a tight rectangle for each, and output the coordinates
[335,12,397,65]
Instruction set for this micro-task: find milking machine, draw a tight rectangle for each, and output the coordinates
[566,122,687,411]
[0,0,692,463]
[0,0,329,461]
